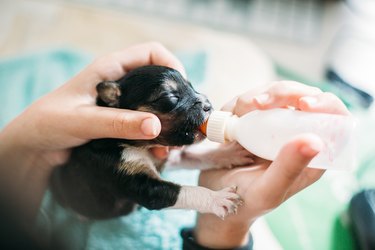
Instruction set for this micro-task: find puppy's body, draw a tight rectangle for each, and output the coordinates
[50,66,250,220]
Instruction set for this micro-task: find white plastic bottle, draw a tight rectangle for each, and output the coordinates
[203,108,356,170]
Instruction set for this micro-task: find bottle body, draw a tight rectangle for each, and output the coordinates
[206,109,356,170]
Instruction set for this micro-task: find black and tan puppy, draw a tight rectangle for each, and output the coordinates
[50,65,248,220]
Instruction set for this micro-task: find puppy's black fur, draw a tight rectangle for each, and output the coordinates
[50,66,212,219]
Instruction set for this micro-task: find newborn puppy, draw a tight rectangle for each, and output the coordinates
[50,65,244,220]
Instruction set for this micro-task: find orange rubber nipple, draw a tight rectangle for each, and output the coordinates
[199,119,208,135]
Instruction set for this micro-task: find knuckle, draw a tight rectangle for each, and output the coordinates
[148,41,165,51]
[268,82,288,96]
[271,81,322,96]
[322,92,338,101]
[92,56,112,72]
[92,54,122,81]
[112,113,131,136]
[273,80,299,89]
[93,55,113,68]
[236,95,253,109]
[310,86,323,94]
[268,81,292,96]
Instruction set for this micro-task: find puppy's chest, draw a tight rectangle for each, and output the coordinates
[119,146,164,176]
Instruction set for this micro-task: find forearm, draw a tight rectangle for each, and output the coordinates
[194,213,253,249]
[0,129,53,223]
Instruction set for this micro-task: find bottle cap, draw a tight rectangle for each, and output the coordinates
[206,111,233,143]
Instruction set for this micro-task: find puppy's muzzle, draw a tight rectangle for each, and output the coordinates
[196,93,213,114]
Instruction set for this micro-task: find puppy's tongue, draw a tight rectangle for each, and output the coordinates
[199,119,208,136]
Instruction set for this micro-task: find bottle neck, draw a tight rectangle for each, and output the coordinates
[225,115,239,142]
[205,111,233,143]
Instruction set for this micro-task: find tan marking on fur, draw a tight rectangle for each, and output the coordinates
[119,146,160,178]
[136,106,155,113]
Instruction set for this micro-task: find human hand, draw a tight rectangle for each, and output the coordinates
[0,42,184,169]
[0,42,184,219]
[194,81,350,248]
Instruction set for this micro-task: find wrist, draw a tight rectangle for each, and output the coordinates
[0,128,43,169]
[194,213,253,249]
[181,227,253,250]
[0,130,54,222]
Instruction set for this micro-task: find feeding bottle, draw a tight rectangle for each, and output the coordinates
[200,108,356,170]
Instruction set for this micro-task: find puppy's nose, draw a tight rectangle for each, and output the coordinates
[203,102,212,112]
[196,93,212,112]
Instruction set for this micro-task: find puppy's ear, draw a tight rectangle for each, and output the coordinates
[96,81,121,107]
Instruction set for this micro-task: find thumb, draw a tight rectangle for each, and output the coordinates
[254,134,323,205]
[73,106,161,140]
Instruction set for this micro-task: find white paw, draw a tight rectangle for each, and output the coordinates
[208,186,244,219]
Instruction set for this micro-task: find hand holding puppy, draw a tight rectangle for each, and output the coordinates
[0,42,185,220]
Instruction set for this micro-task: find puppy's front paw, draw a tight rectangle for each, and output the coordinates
[207,142,255,169]
[209,186,244,219]
[172,185,243,218]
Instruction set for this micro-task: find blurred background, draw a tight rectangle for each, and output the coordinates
[1,0,375,249]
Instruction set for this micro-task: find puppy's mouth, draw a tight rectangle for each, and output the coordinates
[145,102,213,147]
[193,109,212,143]
[194,129,206,142]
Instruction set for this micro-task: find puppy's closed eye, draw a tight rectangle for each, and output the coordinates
[153,94,179,112]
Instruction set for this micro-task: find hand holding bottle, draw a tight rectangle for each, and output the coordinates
[194,81,350,249]
[201,81,355,170]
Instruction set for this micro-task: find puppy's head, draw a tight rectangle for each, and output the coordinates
[96,65,213,146]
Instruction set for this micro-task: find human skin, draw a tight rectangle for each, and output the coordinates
[0,42,184,222]
[194,81,350,248]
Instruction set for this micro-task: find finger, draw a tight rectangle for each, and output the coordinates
[231,84,271,115]
[252,134,324,208]
[285,167,325,199]
[75,42,186,91]
[299,92,350,115]
[71,106,161,140]
[234,81,322,116]
[114,42,186,77]
[97,42,186,81]
[221,95,239,112]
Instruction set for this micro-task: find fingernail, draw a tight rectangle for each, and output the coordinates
[301,96,317,106]
[254,93,270,105]
[300,138,323,157]
[141,117,160,137]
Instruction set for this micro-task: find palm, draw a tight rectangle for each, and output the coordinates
[198,139,324,224]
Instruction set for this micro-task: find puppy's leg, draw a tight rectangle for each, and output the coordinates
[120,173,242,218]
[170,185,243,219]
[165,140,254,170]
